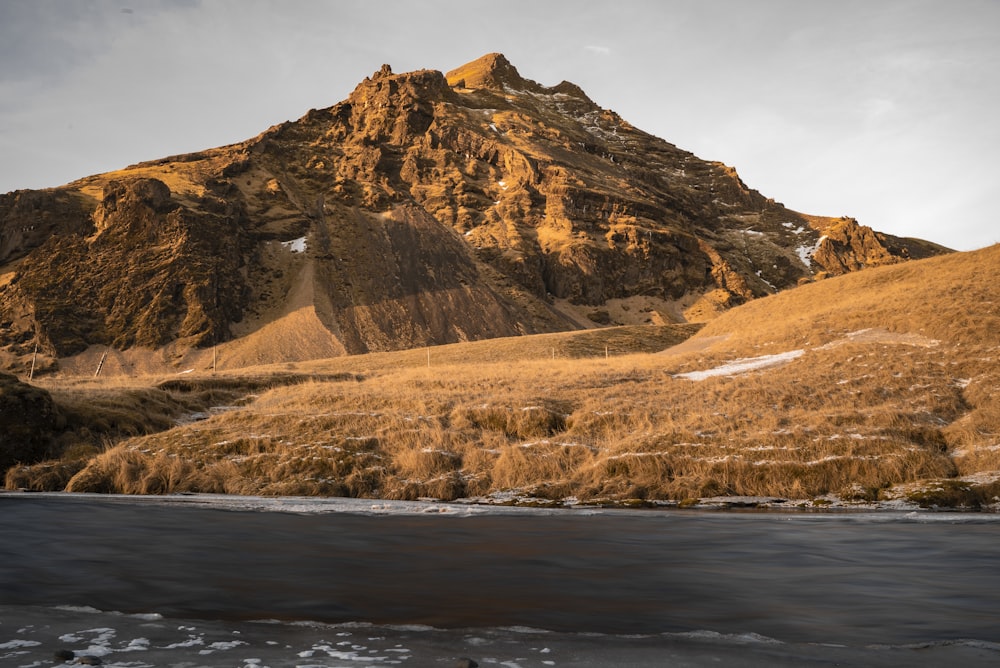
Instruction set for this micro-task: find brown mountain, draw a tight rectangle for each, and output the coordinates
[0,53,949,375]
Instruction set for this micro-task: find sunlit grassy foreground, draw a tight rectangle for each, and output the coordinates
[8,245,1000,507]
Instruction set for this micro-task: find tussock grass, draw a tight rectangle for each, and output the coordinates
[49,386,191,438]
[9,247,1000,506]
[49,341,971,502]
[5,371,361,491]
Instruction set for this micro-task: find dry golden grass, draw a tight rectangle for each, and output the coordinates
[40,342,975,502]
[8,246,1000,506]
[691,243,1000,356]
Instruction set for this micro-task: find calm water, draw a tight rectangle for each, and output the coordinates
[2,494,998,647]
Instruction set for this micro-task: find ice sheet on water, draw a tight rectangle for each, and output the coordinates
[5,612,999,668]
[10,489,1000,523]
[0,490,589,518]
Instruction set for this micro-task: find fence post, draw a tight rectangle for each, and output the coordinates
[95,348,109,377]
[28,341,38,381]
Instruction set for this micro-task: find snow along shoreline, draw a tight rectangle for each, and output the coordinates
[3,489,998,517]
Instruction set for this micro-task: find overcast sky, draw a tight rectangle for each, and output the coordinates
[1,0,997,251]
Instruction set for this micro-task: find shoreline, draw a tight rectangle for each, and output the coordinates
[4,488,999,516]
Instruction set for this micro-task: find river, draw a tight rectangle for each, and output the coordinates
[1,493,998,667]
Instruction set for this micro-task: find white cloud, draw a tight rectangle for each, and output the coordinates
[584,45,611,55]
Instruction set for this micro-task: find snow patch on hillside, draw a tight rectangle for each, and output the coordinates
[674,350,805,381]
[796,235,826,268]
[282,237,307,253]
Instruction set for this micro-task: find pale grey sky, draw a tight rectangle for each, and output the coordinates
[1,0,996,250]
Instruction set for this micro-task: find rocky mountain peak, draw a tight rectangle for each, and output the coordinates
[0,53,951,375]
[445,52,533,91]
[350,62,451,103]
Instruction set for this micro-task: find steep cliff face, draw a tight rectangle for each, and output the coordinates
[1,178,250,358]
[0,53,950,374]
[0,189,94,266]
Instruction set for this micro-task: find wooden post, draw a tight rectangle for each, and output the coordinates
[95,348,109,377]
[28,341,38,381]
[605,345,609,360]
[213,344,218,374]
[427,348,431,369]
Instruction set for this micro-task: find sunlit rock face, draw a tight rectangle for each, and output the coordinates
[0,53,949,373]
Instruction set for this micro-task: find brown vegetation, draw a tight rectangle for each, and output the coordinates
[5,246,1000,507]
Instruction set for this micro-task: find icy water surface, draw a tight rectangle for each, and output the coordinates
[2,493,999,667]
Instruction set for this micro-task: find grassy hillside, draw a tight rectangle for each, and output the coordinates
[6,246,1000,507]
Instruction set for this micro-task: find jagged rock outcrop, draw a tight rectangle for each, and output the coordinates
[0,373,60,472]
[811,216,943,275]
[0,53,951,374]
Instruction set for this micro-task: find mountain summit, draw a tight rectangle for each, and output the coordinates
[0,54,948,375]
[445,52,527,89]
